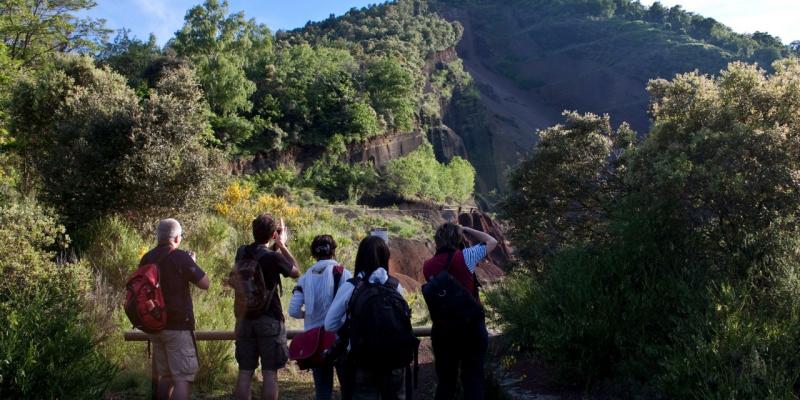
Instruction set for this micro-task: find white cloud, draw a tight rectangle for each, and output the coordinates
[130,0,190,44]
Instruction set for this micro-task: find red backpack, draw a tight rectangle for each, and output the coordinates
[124,250,172,333]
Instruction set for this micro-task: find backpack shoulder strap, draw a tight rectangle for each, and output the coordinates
[384,276,400,290]
[153,248,175,285]
[345,276,365,316]
[346,276,360,286]
[444,251,456,273]
[333,265,345,295]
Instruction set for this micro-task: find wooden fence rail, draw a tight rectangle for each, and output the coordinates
[124,327,432,399]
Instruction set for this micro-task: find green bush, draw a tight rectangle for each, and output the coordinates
[301,137,380,203]
[10,55,223,229]
[497,59,800,396]
[384,142,476,204]
[81,216,148,287]
[0,199,117,398]
[247,167,300,193]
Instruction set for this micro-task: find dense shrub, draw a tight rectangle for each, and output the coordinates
[0,199,117,398]
[494,59,800,396]
[385,142,476,204]
[9,55,224,230]
[81,216,148,287]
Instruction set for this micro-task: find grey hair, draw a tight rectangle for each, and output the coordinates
[156,218,183,243]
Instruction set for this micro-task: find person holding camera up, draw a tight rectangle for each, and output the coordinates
[231,214,300,400]
[422,222,497,400]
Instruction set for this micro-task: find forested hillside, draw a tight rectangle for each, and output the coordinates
[0,1,480,398]
[429,0,796,192]
[3,0,800,398]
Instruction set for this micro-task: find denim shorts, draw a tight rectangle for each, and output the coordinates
[235,314,288,371]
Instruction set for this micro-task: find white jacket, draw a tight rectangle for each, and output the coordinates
[288,259,351,330]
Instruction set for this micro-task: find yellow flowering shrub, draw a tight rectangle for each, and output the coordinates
[214,181,312,231]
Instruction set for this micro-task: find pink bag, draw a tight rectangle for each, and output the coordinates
[289,326,336,369]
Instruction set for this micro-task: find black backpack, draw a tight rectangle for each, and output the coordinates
[346,275,420,371]
[229,245,275,319]
[422,251,485,326]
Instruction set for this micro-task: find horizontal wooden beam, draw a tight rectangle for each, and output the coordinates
[124,327,432,341]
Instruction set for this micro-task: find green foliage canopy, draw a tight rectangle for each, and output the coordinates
[385,142,476,204]
[172,0,272,146]
[495,59,800,397]
[501,111,634,264]
[0,0,109,67]
[9,55,223,229]
[0,199,117,398]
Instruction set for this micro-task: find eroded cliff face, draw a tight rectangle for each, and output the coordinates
[347,131,427,167]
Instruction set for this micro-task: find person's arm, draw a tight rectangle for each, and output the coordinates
[324,282,354,332]
[195,275,210,290]
[273,219,300,279]
[186,251,210,290]
[275,242,300,278]
[288,286,305,319]
[462,226,497,254]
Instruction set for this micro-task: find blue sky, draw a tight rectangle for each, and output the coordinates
[81,0,378,46]
[82,1,799,46]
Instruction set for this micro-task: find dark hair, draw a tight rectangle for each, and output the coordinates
[354,236,390,278]
[252,213,277,243]
[434,222,464,250]
[311,234,337,260]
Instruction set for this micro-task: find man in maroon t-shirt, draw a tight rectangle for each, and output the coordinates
[141,218,209,400]
[423,222,497,400]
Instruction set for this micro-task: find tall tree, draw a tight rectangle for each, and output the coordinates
[172,0,272,146]
[97,29,161,92]
[0,0,109,67]
[9,55,222,228]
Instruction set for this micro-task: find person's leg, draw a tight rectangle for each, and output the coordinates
[234,319,259,400]
[262,369,279,400]
[378,367,406,400]
[351,368,379,400]
[156,377,172,400]
[161,331,199,400]
[460,321,489,400]
[170,380,191,400]
[432,326,460,400]
[234,370,254,400]
[336,358,355,400]
[255,317,287,400]
[149,333,172,400]
[312,365,335,400]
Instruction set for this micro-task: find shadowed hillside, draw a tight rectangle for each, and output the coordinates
[430,0,792,192]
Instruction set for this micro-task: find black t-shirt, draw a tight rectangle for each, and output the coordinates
[140,245,206,330]
[235,243,293,321]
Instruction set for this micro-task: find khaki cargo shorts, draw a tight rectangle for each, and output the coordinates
[148,330,199,382]
[235,315,288,371]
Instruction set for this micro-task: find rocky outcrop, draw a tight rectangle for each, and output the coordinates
[428,123,468,162]
[347,131,427,167]
[388,237,435,283]
[423,47,459,75]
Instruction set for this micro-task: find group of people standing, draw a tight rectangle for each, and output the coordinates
[140,213,496,400]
